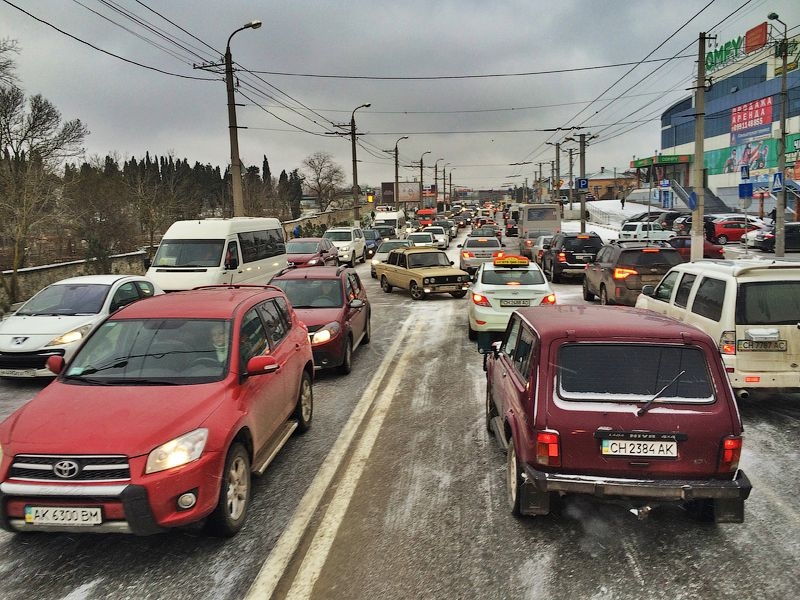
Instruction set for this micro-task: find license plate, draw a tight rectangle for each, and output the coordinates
[438,285,457,291]
[601,439,677,457]
[0,368,37,378]
[25,506,102,526]
[500,299,531,307]
[736,340,787,352]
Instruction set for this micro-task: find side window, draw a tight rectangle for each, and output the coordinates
[239,309,269,370]
[110,282,140,311]
[595,247,610,263]
[134,281,156,298]
[397,254,407,269]
[673,273,697,308]
[653,271,679,302]
[257,300,289,347]
[512,327,535,379]
[345,276,356,302]
[502,317,521,359]
[252,229,269,260]
[388,252,398,266]
[238,232,257,263]
[348,273,362,298]
[274,296,292,327]
[266,228,286,257]
[691,276,726,321]
[226,241,239,267]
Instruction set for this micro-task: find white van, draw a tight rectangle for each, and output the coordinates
[635,259,800,398]
[373,209,406,238]
[146,217,287,292]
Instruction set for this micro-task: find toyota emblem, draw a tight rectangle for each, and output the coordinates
[53,460,80,479]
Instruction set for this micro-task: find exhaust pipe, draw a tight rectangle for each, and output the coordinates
[736,389,749,401]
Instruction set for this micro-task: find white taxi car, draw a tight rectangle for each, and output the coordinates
[467,255,555,340]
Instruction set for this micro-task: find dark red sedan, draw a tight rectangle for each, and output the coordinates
[286,237,338,267]
[666,236,725,261]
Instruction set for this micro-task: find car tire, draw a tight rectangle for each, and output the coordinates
[410,282,426,300]
[370,270,376,279]
[600,285,610,306]
[205,443,251,537]
[717,235,728,245]
[485,386,498,434]
[339,337,353,375]
[582,278,595,301]
[450,290,467,299]
[381,275,392,293]
[468,323,477,341]
[359,249,366,263]
[507,438,524,516]
[292,371,313,433]
[348,252,356,267]
[362,314,371,344]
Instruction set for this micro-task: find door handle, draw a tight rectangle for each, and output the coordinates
[502,371,507,378]
[295,343,301,351]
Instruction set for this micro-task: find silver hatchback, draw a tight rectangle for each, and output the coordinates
[458,237,504,275]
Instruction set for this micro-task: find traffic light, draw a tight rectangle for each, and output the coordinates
[367,193,374,203]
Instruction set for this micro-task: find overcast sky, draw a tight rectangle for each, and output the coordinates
[3,0,799,191]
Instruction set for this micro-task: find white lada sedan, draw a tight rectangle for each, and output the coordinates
[467,255,555,341]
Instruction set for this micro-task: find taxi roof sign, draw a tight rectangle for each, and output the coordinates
[493,254,530,267]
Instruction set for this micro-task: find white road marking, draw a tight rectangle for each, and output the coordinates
[244,315,415,600]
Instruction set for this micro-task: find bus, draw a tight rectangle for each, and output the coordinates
[518,203,562,239]
[145,217,287,292]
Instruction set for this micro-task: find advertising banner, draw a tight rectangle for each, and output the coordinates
[705,132,800,177]
[397,181,420,204]
[730,96,773,146]
[381,182,395,204]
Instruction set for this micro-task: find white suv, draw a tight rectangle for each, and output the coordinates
[635,259,800,398]
[322,227,366,266]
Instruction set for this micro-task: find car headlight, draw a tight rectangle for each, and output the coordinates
[371,258,380,265]
[145,428,208,474]
[311,322,341,345]
[341,245,351,251]
[47,324,94,346]
[307,258,319,265]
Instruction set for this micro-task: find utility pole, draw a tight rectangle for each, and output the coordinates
[393,136,408,209]
[524,177,528,203]
[555,143,561,203]
[769,13,788,256]
[449,171,452,205]
[442,164,447,209]
[419,151,431,210]
[568,148,575,210]
[690,33,710,262]
[537,162,544,202]
[350,103,370,224]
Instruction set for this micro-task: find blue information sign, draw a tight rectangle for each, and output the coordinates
[738,183,753,199]
[687,191,697,210]
[577,178,588,190]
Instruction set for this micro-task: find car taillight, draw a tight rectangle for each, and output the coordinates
[557,252,567,263]
[471,293,491,307]
[493,251,505,258]
[613,267,638,279]
[719,331,736,355]
[462,251,475,258]
[536,431,561,467]
[539,293,556,305]
[718,436,742,473]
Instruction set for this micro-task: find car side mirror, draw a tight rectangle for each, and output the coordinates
[449,261,454,266]
[641,284,655,297]
[543,244,550,250]
[246,355,279,376]
[46,355,65,375]
[225,256,239,270]
[457,244,463,248]
[350,298,365,309]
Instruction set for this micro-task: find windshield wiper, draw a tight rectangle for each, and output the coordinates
[77,360,129,375]
[637,370,685,416]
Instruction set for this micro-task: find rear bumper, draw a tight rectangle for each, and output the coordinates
[523,465,752,502]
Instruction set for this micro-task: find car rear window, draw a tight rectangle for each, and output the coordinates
[618,249,683,268]
[481,268,545,285]
[466,239,501,248]
[558,344,713,402]
[736,281,800,325]
[564,237,602,252]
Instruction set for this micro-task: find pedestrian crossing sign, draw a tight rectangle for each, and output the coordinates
[771,172,783,192]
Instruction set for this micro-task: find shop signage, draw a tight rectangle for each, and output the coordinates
[706,36,744,73]
[629,155,691,168]
[730,96,773,145]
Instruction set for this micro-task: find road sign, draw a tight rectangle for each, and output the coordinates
[659,179,670,189]
[740,165,750,180]
[687,191,697,210]
[738,183,753,199]
[577,178,588,190]
[771,172,783,192]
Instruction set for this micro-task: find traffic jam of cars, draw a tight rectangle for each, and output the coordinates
[0,201,797,541]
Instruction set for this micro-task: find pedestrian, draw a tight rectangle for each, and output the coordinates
[704,218,716,242]
[292,225,301,238]
[620,196,625,209]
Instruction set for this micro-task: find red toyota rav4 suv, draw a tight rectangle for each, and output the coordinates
[0,285,314,536]
[484,305,751,523]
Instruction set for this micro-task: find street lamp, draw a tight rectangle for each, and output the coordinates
[768,12,788,256]
[393,136,408,208]
[350,103,371,223]
[225,19,261,217]
[419,151,431,209]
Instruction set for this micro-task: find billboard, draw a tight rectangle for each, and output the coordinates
[381,182,395,204]
[730,96,773,146]
[397,182,420,204]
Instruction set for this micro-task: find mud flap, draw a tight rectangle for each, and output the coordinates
[714,497,745,523]
[520,480,551,516]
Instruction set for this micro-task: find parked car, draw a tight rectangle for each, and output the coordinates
[711,217,764,244]
[270,266,369,374]
[362,229,383,259]
[751,222,800,252]
[622,210,665,226]
[371,239,412,278]
[467,254,555,340]
[582,241,683,306]
[484,305,751,522]
[618,221,676,241]
[635,259,800,397]
[458,236,504,275]
[541,231,604,283]
[666,235,725,261]
[322,227,366,267]
[374,247,470,300]
[406,232,436,247]
[0,275,163,378]
[285,237,338,267]
[654,210,691,230]
[0,284,314,536]
[672,214,716,235]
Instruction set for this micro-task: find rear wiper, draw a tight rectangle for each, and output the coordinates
[637,370,686,416]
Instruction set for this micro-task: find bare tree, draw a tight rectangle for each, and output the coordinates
[0,86,87,302]
[302,151,344,211]
[0,39,19,88]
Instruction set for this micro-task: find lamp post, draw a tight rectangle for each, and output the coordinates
[419,151,431,209]
[393,136,408,208]
[768,12,788,256]
[350,103,371,223]
[442,163,451,209]
[225,19,261,217]
[434,158,444,209]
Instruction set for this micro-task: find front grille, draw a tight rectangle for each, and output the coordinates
[10,454,131,482]
[432,275,463,284]
[0,350,65,370]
